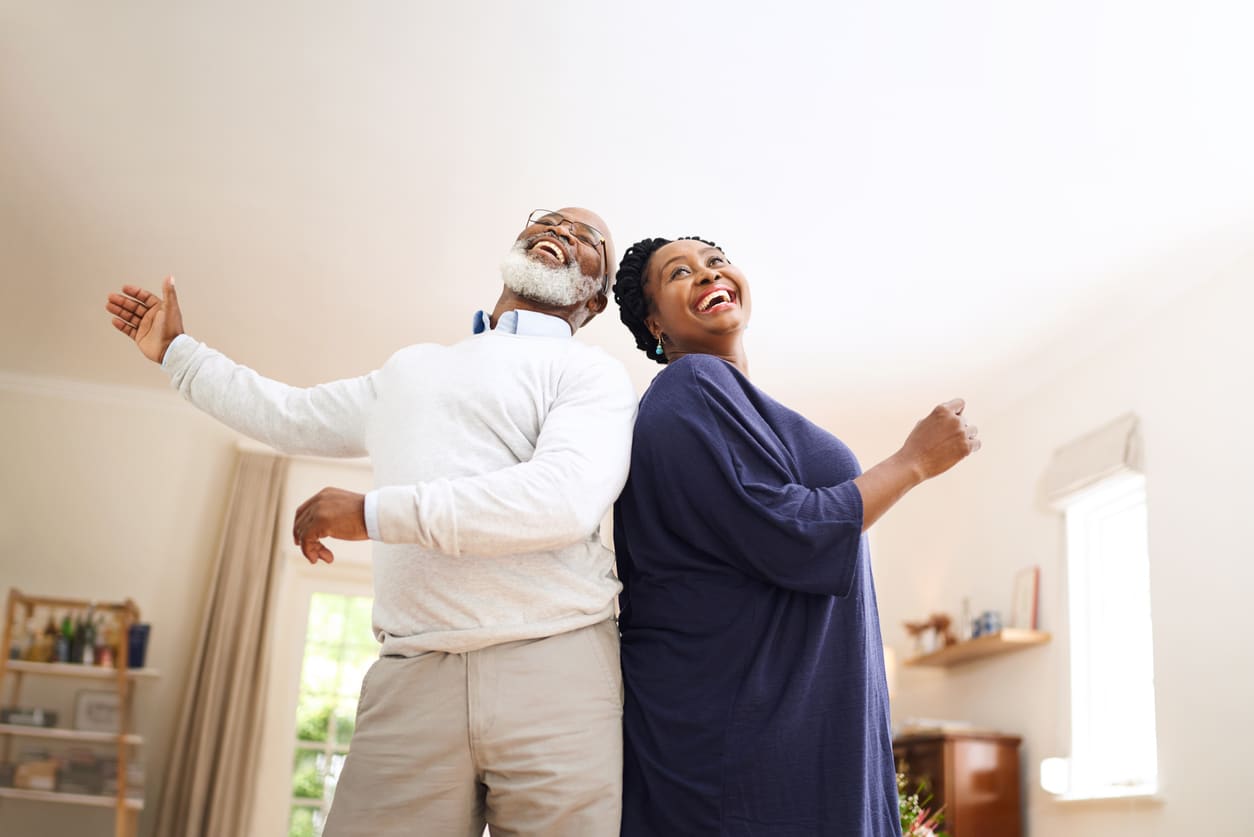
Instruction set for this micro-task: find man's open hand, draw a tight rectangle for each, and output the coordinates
[105,277,184,364]
[293,487,369,564]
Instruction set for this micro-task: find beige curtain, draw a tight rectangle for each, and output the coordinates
[155,450,288,837]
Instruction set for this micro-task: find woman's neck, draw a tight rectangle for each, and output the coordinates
[667,341,749,377]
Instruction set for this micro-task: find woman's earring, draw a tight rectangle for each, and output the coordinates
[655,338,664,356]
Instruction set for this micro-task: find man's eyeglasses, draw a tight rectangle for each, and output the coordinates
[526,209,610,293]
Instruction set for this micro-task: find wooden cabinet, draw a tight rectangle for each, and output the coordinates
[893,732,1022,837]
[0,589,158,837]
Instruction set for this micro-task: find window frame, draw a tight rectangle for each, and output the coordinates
[1055,470,1161,801]
[286,586,375,834]
[249,518,373,836]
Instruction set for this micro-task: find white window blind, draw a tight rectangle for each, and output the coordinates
[1042,413,1141,507]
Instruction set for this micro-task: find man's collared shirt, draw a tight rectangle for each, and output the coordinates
[472,309,572,338]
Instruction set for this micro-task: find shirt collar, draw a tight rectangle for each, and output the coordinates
[472,309,572,338]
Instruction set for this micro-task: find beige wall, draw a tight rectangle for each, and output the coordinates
[0,379,239,837]
[871,257,1254,835]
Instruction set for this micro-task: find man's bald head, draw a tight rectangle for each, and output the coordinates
[553,206,614,289]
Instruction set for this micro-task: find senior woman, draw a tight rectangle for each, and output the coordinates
[611,236,981,836]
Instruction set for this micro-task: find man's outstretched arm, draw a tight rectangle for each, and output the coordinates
[105,278,376,459]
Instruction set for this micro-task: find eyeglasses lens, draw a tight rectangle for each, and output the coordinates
[528,211,602,250]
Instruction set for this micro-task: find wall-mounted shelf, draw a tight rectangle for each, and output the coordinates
[903,628,1050,668]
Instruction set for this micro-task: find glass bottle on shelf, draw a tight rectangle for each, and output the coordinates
[23,618,37,660]
[36,613,57,662]
[71,610,89,663]
[8,617,24,660]
[98,615,117,669]
[55,612,73,663]
[81,607,97,666]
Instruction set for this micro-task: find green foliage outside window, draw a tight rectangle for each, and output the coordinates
[292,749,324,799]
[288,592,374,837]
[296,698,334,743]
[288,806,316,837]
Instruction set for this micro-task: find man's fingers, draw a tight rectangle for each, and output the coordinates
[300,539,335,564]
[966,424,979,439]
[107,293,149,319]
[121,284,161,307]
[163,276,179,312]
[293,493,324,544]
[943,398,966,415]
[300,538,326,564]
[293,499,311,544]
[110,318,137,337]
[298,532,333,564]
[106,300,145,328]
[293,501,335,550]
[294,516,322,547]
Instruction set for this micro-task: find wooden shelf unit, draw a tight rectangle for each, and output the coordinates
[903,628,1051,668]
[0,588,154,837]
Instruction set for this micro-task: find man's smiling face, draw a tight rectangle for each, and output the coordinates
[501,207,614,307]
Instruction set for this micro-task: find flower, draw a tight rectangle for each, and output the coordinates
[898,770,948,837]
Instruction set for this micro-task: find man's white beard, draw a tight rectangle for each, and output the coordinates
[500,242,599,306]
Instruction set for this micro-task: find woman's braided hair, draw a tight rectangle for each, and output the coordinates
[613,235,719,365]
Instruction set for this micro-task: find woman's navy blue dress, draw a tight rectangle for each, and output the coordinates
[614,355,901,837]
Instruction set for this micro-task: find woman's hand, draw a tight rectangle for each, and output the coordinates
[897,398,981,481]
[853,398,980,531]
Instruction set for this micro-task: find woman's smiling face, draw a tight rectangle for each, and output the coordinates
[644,238,751,355]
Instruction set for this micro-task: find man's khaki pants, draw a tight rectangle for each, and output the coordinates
[322,619,623,837]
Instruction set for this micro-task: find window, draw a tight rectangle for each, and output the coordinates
[287,592,375,837]
[1059,471,1158,798]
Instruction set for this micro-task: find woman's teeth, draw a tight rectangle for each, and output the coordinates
[697,290,733,311]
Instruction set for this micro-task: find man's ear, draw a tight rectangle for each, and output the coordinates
[586,292,607,316]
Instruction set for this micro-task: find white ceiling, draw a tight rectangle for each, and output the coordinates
[3,1,1252,430]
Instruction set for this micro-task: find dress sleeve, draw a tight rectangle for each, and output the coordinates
[163,335,374,457]
[371,353,637,556]
[639,359,864,597]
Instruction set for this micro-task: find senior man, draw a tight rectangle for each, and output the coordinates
[106,207,635,836]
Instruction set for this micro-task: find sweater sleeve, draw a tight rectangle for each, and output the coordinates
[640,358,863,597]
[163,335,374,457]
[371,352,637,556]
